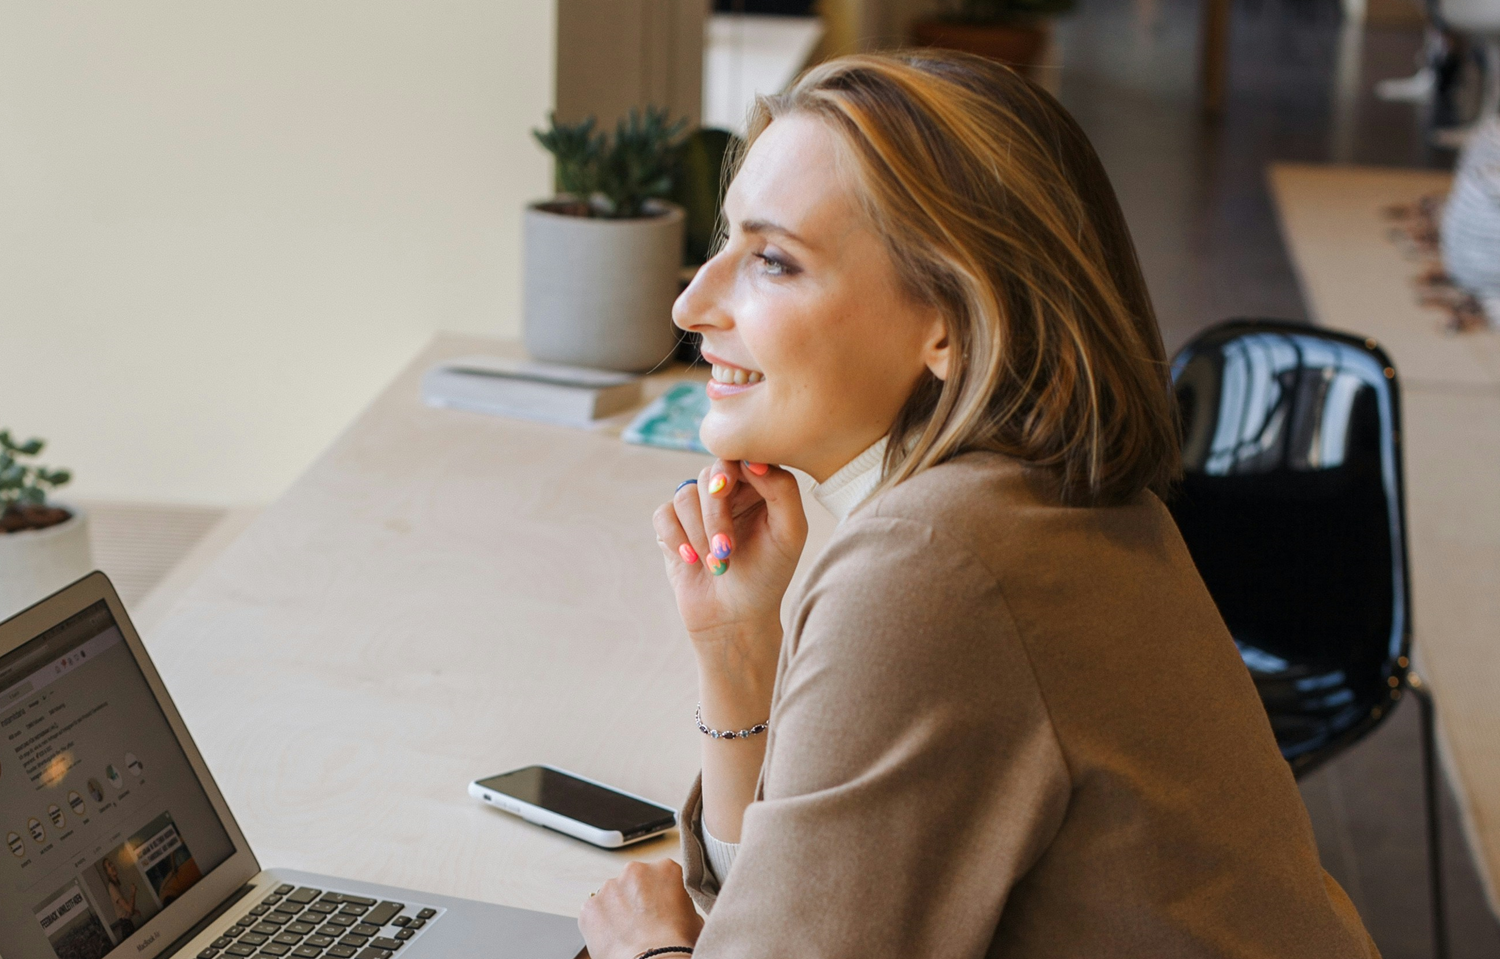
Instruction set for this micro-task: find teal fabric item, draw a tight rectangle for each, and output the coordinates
[622,381,710,453]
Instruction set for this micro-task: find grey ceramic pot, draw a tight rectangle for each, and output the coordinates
[523,200,685,372]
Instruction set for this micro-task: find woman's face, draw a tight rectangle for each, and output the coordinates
[673,114,948,481]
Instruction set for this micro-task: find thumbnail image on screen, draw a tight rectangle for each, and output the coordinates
[34,881,114,959]
[81,811,204,946]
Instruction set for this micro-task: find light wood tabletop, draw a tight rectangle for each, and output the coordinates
[141,334,837,919]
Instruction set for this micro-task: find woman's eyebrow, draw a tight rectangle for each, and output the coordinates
[740,218,806,246]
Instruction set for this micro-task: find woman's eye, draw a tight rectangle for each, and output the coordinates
[754,252,798,277]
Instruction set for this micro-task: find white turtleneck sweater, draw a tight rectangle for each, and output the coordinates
[700,436,888,881]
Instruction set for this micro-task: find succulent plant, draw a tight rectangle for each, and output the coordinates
[533,106,689,219]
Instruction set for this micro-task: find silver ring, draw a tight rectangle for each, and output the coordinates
[675,479,698,493]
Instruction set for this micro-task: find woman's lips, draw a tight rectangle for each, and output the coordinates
[702,351,764,400]
[705,378,762,400]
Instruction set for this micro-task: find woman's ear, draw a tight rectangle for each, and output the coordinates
[920,311,952,381]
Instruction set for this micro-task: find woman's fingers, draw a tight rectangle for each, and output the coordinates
[652,501,699,566]
[662,460,799,579]
[698,461,742,576]
[735,462,808,545]
[673,478,711,564]
[579,860,702,959]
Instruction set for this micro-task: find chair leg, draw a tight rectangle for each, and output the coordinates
[1409,674,1449,959]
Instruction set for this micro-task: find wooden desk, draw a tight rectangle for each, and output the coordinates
[143,334,837,918]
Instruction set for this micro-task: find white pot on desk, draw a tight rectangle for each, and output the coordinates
[0,503,93,621]
[523,200,685,373]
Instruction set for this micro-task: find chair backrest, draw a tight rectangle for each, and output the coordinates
[1169,320,1411,773]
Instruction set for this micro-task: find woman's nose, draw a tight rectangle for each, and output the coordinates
[673,252,733,333]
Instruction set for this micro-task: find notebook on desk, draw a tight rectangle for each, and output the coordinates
[422,355,642,428]
[0,574,584,959]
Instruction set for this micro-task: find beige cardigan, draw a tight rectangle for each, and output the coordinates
[679,451,1378,958]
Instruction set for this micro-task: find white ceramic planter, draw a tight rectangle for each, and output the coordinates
[0,503,93,622]
[523,200,685,372]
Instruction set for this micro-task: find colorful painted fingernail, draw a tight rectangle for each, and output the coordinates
[711,533,732,560]
[679,543,699,564]
[707,556,729,576]
[708,473,728,494]
[744,461,769,476]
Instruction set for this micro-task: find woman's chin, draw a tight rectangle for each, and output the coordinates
[699,413,769,465]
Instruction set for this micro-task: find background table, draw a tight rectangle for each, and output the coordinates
[1270,163,1500,919]
[144,334,837,918]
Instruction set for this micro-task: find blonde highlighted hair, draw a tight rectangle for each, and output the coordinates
[736,51,1179,506]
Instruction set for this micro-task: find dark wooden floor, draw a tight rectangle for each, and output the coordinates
[1049,0,1500,954]
[1054,0,1450,351]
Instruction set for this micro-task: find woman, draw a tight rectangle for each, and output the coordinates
[103,857,142,940]
[581,52,1378,959]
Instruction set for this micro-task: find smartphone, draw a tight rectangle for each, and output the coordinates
[470,764,677,848]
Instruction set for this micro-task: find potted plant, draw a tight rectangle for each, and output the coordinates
[525,107,690,372]
[911,0,1075,76]
[0,431,91,620]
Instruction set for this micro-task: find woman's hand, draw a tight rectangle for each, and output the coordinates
[654,459,807,842]
[652,460,807,676]
[578,860,703,959]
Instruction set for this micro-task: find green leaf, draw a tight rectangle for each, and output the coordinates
[0,432,43,456]
[534,112,606,199]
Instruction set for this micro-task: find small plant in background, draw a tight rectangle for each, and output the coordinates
[533,107,689,219]
[0,431,73,533]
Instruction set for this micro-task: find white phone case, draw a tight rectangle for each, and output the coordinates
[468,765,676,849]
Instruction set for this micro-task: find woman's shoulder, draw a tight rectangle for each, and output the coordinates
[823,450,1202,637]
[860,449,1053,526]
[853,450,1177,560]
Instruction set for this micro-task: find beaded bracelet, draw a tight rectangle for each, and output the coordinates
[695,703,769,741]
[634,948,693,959]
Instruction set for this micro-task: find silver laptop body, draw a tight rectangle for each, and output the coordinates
[0,572,584,959]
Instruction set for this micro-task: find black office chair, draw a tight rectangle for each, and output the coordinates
[1168,319,1447,959]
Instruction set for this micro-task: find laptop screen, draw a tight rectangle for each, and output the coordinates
[0,601,237,959]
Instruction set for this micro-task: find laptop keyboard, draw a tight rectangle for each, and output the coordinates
[198,885,445,959]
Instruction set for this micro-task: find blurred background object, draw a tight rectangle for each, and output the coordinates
[0,431,89,620]
[1441,118,1500,325]
[910,0,1077,77]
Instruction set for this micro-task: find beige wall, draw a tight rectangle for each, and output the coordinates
[1,2,556,505]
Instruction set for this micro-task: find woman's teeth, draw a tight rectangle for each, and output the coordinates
[711,364,764,386]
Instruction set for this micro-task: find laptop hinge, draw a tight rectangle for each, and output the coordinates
[158,882,257,959]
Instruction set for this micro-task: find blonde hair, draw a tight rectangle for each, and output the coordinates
[736,51,1179,506]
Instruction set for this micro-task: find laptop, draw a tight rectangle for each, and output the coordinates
[0,572,585,959]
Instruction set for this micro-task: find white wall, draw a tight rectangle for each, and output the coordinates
[0,2,555,505]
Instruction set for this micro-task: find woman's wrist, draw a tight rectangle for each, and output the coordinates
[690,622,780,705]
[697,677,775,730]
[686,616,782,656]
[696,650,777,723]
